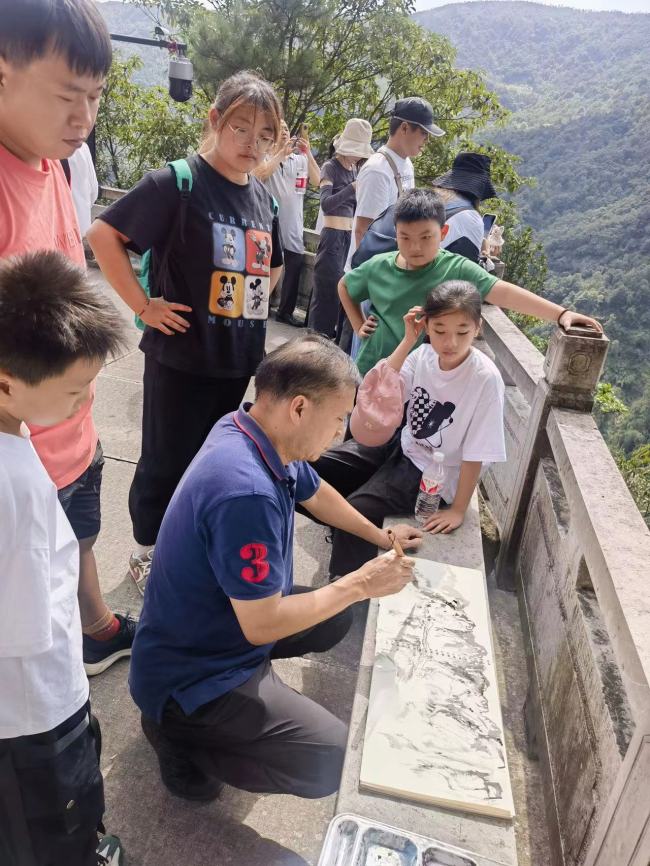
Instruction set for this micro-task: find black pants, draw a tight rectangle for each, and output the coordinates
[309,228,351,338]
[0,704,104,866]
[276,249,304,318]
[312,435,422,577]
[130,355,250,545]
[143,587,353,799]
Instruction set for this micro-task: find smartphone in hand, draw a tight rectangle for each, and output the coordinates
[482,213,497,237]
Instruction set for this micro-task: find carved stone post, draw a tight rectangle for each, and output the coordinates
[495,325,609,590]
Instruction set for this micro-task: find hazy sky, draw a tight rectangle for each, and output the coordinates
[413,0,649,11]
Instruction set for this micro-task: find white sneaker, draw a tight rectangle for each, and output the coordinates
[129,548,153,596]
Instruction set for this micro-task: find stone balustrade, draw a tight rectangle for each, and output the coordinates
[479,304,650,866]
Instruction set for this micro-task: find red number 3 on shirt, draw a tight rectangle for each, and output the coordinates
[240,543,270,583]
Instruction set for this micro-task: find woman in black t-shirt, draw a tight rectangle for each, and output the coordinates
[88,71,284,593]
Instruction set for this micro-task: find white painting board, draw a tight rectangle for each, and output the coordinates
[360,558,515,819]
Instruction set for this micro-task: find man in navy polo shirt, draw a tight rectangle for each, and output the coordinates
[130,334,422,801]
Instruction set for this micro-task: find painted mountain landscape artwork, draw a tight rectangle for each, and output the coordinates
[361,559,514,819]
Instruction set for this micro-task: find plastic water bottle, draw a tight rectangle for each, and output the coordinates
[415,452,446,524]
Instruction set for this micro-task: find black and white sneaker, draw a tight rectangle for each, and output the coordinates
[83,613,138,677]
[97,835,124,865]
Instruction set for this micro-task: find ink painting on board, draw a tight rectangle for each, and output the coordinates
[360,558,514,819]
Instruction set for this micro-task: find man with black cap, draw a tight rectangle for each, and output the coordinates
[345,97,444,271]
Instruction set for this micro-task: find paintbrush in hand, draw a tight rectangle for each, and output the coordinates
[387,528,404,557]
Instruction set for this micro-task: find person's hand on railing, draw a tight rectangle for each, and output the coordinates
[558,309,603,334]
[139,296,192,335]
[423,507,465,535]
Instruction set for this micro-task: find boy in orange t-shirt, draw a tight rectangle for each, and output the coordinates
[0,0,136,678]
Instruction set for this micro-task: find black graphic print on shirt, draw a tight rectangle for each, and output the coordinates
[99,155,282,377]
[408,386,456,448]
[211,223,272,320]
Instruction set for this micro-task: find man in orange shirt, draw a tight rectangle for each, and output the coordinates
[0,0,136,678]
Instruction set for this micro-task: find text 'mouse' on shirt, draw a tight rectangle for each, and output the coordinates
[99,154,284,379]
[129,405,320,722]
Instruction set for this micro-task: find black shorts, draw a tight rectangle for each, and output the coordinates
[57,443,104,541]
[0,702,105,866]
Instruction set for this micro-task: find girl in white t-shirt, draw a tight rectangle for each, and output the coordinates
[314,280,506,578]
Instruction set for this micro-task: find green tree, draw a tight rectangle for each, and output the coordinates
[615,445,650,527]
[136,0,525,194]
[95,52,209,190]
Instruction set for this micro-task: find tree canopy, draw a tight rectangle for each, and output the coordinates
[133,0,524,195]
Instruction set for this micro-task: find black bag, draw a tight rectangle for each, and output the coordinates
[351,200,474,270]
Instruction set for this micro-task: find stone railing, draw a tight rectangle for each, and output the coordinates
[478,304,650,866]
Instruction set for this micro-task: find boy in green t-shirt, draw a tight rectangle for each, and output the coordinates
[339,189,602,375]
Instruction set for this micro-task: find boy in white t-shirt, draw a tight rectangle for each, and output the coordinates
[0,252,125,865]
[314,281,505,577]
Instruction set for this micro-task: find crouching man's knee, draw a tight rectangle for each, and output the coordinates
[288,715,348,799]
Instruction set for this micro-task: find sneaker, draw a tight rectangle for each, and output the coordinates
[141,715,222,802]
[96,835,124,865]
[129,548,153,596]
[83,613,138,677]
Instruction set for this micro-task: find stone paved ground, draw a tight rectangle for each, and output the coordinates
[88,272,549,866]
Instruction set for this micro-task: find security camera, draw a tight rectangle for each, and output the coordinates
[168,55,193,103]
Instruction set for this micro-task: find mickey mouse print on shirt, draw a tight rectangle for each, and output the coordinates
[209,270,243,318]
[246,230,272,275]
[212,224,245,271]
[399,345,507,503]
[210,222,274,321]
[244,276,270,320]
[408,386,456,448]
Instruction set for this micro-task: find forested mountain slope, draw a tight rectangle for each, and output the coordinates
[416,1,650,448]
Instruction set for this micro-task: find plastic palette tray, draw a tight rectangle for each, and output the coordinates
[318,813,479,866]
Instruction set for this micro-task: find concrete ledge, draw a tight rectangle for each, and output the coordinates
[335,495,521,866]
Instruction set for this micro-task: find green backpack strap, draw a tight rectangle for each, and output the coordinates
[271,194,279,217]
[135,158,193,331]
[168,158,193,243]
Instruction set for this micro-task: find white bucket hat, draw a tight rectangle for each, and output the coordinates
[333,118,375,159]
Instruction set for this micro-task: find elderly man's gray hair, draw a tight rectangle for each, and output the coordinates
[254,332,361,402]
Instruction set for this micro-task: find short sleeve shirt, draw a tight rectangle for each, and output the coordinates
[319,159,357,218]
[68,143,99,237]
[0,430,88,737]
[264,153,308,254]
[345,148,414,270]
[129,405,320,722]
[0,143,96,489]
[345,249,499,375]
[99,155,284,378]
[398,346,506,502]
